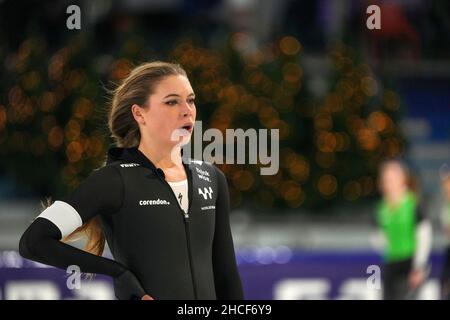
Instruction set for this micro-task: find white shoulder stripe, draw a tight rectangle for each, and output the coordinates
[37,201,83,238]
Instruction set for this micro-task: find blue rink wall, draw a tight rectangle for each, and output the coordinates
[0,250,446,300]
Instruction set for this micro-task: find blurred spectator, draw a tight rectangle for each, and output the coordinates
[376,159,432,299]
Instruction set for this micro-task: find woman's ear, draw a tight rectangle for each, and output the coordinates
[131,104,146,125]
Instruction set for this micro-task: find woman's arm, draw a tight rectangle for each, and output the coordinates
[18,165,147,300]
[408,204,433,289]
[212,166,244,300]
[19,215,126,276]
[413,204,432,271]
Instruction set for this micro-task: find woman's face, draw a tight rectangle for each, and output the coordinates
[443,179,450,201]
[139,74,196,147]
[379,162,408,197]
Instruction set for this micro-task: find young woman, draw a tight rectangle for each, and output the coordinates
[376,159,432,300]
[19,61,244,300]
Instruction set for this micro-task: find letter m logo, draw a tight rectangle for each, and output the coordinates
[198,187,213,200]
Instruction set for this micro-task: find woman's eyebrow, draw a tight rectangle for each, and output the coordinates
[163,93,195,99]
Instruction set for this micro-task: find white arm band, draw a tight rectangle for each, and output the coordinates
[36,200,83,238]
[413,220,432,270]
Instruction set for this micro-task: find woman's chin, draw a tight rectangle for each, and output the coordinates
[169,135,192,147]
[179,135,192,146]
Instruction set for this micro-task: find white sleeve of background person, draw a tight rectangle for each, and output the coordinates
[441,204,450,228]
[413,220,432,270]
[36,200,83,238]
[369,231,386,252]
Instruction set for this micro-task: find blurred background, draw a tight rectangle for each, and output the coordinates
[0,0,449,299]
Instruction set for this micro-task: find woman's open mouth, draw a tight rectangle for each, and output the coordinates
[180,123,194,133]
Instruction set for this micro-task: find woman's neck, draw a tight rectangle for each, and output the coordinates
[138,141,182,169]
[386,188,409,207]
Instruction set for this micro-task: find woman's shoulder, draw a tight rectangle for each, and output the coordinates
[59,163,125,218]
[83,162,124,186]
[92,159,141,175]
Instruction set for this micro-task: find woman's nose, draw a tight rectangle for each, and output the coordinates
[181,102,194,116]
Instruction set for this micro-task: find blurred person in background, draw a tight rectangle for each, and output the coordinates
[18,61,243,300]
[376,159,432,299]
[439,173,450,299]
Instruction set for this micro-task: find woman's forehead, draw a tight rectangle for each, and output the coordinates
[153,75,193,95]
[381,161,406,173]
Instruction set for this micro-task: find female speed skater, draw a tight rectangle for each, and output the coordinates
[19,61,244,300]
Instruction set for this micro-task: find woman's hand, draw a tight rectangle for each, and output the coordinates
[408,269,425,290]
[114,269,148,300]
[141,294,154,300]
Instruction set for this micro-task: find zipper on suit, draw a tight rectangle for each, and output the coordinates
[155,166,198,299]
[182,211,198,299]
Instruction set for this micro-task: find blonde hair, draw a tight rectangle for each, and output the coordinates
[53,61,188,257]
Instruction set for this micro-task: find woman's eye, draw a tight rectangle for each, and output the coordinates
[165,98,195,106]
[165,100,178,106]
